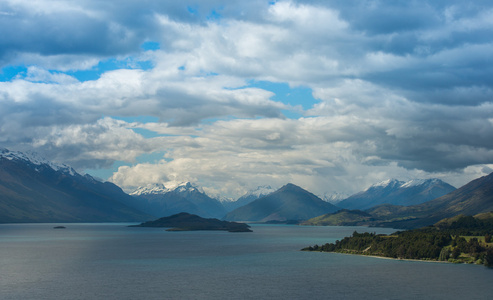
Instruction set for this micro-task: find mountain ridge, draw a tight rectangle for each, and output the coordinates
[222,185,276,212]
[337,178,456,210]
[129,182,227,219]
[377,172,493,228]
[224,183,340,222]
[0,148,151,223]
[308,173,493,229]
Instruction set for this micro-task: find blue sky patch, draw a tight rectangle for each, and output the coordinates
[141,41,160,51]
[68,57,154,82]
[0,65,27,82]
[248,80,318,110]
[112,116,159,123]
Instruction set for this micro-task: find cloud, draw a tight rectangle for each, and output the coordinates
[1,0,493,198]
[310,79,493,171]
[0,64,285,129]
[110,117,365,196]
[12,118,158,169]
[0,1,143,66]
[107,114,492,197]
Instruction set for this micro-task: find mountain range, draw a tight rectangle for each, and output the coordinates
[0,148,151,223]
[306,172,493,229]
[129,182,227,219]
[368,172,493,228]
[2,147,492,228]
[337,178,456,210]
[221,185,276,212]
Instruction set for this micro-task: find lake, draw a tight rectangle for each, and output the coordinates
[1,223,492,299]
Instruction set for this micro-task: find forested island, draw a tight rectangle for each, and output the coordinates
[130,212,252,232]
[302,213,493,267]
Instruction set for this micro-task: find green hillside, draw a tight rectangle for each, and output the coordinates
[302,214,493,267]
[302,209,374,226]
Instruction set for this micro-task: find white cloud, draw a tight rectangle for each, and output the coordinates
[106,114,489,198]
[29,118,161,168]
[23,66,79,84]
[2,0,493,198]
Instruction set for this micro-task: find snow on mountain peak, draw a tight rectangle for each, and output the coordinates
[129,181,211,199]
[366,178,444,191]
[248,185,275,197]
[0,148,77,176]
[130,183,169,196]
[236,185,276,200]
[322,192,348,203]
[175,182,205,194]
[400,178,442,188]
[367,179,403,190]
[400,179,426,188]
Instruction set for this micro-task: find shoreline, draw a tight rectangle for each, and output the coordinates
[331,251,480,266]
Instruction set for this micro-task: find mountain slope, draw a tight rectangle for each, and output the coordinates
[302,209,374,226]
[130,182,227,218]
[337,178,456,210]
[222,186,276,212]
[365,172,493,229]
[402,172,493,227]
[0,148,151,223]
[223,183,339,222]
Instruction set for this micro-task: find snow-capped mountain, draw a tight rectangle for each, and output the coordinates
[0,148,77,176]
[130,182,204,196]
[400,178,445,188]
[174,182,205,194]
[244,185,276,199]
[369,178,403,189]
[223,186,277,212]
[0,148,151,223]
[130,182,227,218]
[130,183,170,196]
[322,192,349,204]
[337,178,456,210]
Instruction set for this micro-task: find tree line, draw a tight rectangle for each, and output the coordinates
[302,215,493,267]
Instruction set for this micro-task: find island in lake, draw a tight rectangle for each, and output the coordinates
[130,212,252,232]
[302,213,493,267]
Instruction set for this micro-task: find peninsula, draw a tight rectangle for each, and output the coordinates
[302,213,493,267]
[130,212,252,232]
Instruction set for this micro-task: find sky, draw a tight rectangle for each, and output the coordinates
[1,0,493,199]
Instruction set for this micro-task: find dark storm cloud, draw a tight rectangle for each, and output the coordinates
[0,6,141,63]
[361,102,493,172]
[0,0,272,66]
[293,0,493,105]
[338,1,440,35]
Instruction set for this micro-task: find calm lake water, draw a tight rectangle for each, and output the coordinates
[1,223,492,299]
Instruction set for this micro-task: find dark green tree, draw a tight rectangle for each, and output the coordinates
[484,249,493,267]
[451,247,461,259]
[439,248,451,261]
[485,234,492,243]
